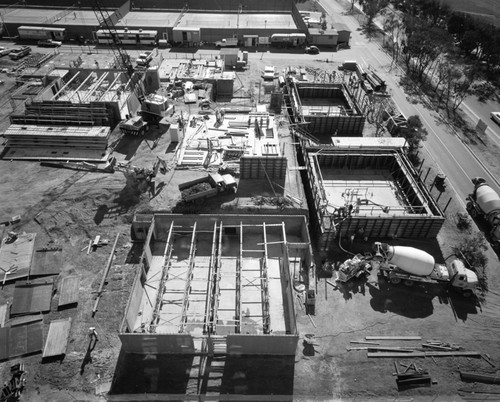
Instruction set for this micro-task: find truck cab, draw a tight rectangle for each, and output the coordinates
[210,173,237,192]
[9,46,31,60]
[215,38,238,47]
[136,50,153,66]
[448,259,478,296]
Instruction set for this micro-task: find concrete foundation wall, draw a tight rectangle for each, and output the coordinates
[227,334,298,355]
[123,272,144,332]
[305,115,365,136]
[119,334,195,354]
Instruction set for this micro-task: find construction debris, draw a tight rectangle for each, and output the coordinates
[0,363,27,401]
[366,336,422,341]
[368,351,482,358]
[394,361,431,390]
[460,371,500,384]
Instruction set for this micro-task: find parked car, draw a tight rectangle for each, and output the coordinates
[136,50,153,66]
[305,45,320,55]
[262,66,277,81]
[37,39,62,48]
[0,47,12,57]
[491,112,500,125]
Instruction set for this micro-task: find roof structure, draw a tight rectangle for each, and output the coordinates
[177,12,297,29]
[116,11,179,28]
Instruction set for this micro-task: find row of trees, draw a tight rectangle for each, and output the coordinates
[365,0,500,116]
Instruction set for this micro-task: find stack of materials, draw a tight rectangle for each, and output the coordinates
[1,124,110,161]
[394,361,431,390]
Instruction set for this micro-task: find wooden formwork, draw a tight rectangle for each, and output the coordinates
[240,156,287,180]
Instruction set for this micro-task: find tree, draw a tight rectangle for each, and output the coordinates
[402,115,428,156]
[361,0,389,33]
[366,96,390,137]
[383,12,404,66]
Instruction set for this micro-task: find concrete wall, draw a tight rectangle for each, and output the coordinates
[305,115,365,136]
[119,333,195,354]
[123,270,145,332]
[227,334,298,354]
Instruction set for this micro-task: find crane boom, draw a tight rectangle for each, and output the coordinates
[89,0,144,105]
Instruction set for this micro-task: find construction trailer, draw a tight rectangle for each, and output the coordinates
[301,137,444,249]
[120,214,314,356]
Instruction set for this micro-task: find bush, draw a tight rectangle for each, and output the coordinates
[456,212,471,231]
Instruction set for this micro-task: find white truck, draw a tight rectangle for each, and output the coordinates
[372,242,478,297]
[136,50,153,66]
[466,177,500,244]
[215,38,238,47]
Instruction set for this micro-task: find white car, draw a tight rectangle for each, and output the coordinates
[262,66,276,81]
[491,112,500,125]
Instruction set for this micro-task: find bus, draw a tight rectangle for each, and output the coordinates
[17,26,66,41]
[270,33,306,47]
[96,29,158,46]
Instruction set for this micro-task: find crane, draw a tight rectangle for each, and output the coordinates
[89,0,144,105]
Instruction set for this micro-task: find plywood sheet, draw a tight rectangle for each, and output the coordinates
[0,321,43,361]
[0,304,7,327]
[31,248,63,277]
[43,318,72,358]
[58,276,80,307]
[0,233,36,283]
[11,277,54,316]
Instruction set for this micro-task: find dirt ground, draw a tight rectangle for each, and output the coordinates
[0,27,499,402]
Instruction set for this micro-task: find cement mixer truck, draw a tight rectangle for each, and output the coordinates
[372,242,478,297]
[466,177,500,244]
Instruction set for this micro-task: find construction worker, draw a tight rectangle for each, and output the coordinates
[88,327,98,342]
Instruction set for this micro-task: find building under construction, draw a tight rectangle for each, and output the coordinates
[119,214,313,356]
[302,138,445,249]
[285,81,365,142]
[10,67,140,127]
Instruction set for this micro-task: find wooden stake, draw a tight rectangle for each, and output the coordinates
[307,314,317,328]
[92,233,120,317]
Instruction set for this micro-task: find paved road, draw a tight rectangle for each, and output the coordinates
[317,0,500,208]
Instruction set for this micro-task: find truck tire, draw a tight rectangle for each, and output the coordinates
[403,279,414,287]
[390,277,401,285]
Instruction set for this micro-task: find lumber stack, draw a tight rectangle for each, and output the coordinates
[2,124,110,161]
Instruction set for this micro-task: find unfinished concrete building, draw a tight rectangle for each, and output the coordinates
[10,68,140,127]
[302,138,445,249]
[119,214,313,355]
[285,81,365,141]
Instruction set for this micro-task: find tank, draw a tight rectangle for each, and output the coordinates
[387,246,435,276]
[475,184,500,216]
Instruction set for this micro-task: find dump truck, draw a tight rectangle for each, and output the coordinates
[466,177,500,244]
[372,242,478,297]
[179,173,237,202]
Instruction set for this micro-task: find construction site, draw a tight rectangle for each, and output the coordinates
[0,0,498,401]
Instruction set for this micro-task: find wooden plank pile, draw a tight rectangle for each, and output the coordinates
[348,336,482,358]
[394,361,431,390]
[2,124,111,161]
